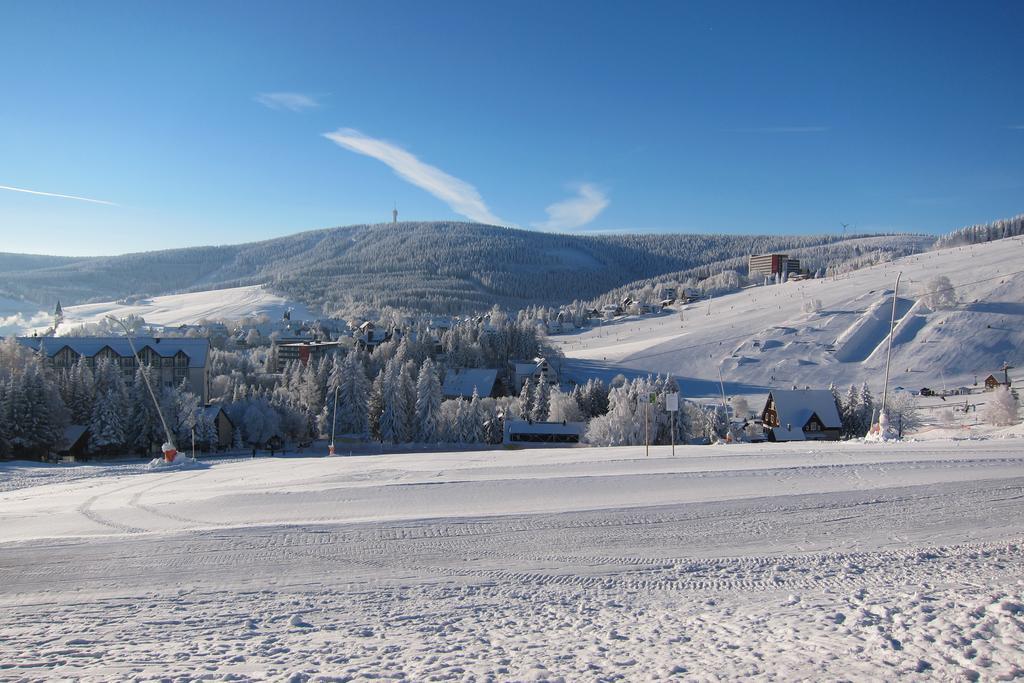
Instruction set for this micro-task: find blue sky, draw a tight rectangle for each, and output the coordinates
[1,1,1022,255]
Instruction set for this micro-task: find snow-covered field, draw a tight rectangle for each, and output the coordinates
[29,285,316,334]
[2,441,1022,680]
[556,237,1024,400]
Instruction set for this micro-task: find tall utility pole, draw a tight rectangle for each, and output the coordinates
[878,272,902,430]
[644,394,650,457]
[329,384,339,456]
[717,366,729,416]
[1001,362,1015,387]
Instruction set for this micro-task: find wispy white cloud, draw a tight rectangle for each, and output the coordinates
[1008,124,1024,130]
[729,126,830,133]
[534,183,610,231]
[324,127,506,225]
[0,184,118,206]
[256,92,320,112]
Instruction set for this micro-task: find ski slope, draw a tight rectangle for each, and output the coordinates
[48,285,318,333]
[1,442,1022,680]
[556,236,1024,399]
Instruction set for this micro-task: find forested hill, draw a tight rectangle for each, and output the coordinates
[0,221,910,316]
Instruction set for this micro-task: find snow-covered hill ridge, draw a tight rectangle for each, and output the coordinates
[556,235,1024,397]
[55,285,315,332]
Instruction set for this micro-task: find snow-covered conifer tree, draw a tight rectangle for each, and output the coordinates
[518,378,535,419]
[704,404,729,441]
[368,370,384,441]
[88,358,129,455]
[435,399,458,443]
[415,358,442,443]
[585,379,609,417]
[378,358,405,444]
[195,409,218,451]
[531,380,551,422]
[481,398,504,444]
[322,356,343,439]
[569,385,584,414]
[398,360,418,442]
[128,365,163,454]
[4,371,33,453]
[859,382,875,431]
[339,350,371,437]
[465,389,484,443]
[841,385,861,438]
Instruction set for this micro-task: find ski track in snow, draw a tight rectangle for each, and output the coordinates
[2,442,1023,680]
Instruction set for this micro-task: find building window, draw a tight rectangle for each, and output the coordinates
[140,348,157,366]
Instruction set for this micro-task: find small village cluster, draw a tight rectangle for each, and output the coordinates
[0,247,1019,462]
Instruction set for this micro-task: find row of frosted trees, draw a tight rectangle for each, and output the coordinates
[0,337,212,458]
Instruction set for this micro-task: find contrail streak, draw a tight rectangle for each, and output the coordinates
[0,184,118,206]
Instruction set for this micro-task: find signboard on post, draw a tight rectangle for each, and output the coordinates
[666,392,679,457]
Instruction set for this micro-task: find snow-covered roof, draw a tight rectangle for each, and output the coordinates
[201,404,231,423]
[62,424,88,448]
[504,420,585,436]
[770,422,807,441]
[513,362,538,375]
[767,389,842,437]
[513,358,550,375]
[442,368,497,398]
[18,337,209,368]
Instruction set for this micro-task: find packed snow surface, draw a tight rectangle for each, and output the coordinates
[47,285,316,333]
[1,441,1022,680]
[556,236,1024,399]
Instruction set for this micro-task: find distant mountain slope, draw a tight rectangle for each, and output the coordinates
[0,253,83,273]
[556,234,1024,398]
[0,221,922,316]
[588,234,936,308]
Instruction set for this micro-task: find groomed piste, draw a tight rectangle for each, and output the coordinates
[1,440,1022,680]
